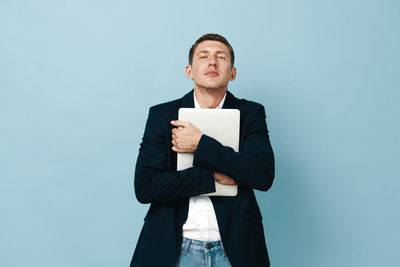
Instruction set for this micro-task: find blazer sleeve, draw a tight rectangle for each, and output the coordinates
[134,106,216,204]
[193,104,275,191]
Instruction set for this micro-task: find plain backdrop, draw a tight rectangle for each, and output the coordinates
[0,0,399,266]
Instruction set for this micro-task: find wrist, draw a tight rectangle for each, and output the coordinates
[194,133,203,150]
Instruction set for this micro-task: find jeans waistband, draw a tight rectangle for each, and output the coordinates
[181,237,226,256]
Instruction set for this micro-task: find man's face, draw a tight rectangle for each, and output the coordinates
[186,40,236,92]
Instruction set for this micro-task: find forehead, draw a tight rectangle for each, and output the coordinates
[194,40,230,54]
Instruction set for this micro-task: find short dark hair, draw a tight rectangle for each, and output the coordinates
[188,33,235,67]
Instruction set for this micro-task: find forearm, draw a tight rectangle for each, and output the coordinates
[134,106,216,204]
[134,165,215,204]
[193,134,274,191]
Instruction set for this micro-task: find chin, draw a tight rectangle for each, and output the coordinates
[195,81,227,91]
[203,82,223,89]
[203,86,222,91]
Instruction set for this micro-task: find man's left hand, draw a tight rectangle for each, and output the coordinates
[171,120,202,153]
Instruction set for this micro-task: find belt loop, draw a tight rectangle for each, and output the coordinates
[220,241,226,257]
[183,238,191,255]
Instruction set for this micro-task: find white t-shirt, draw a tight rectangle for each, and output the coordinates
[181,92,226,241]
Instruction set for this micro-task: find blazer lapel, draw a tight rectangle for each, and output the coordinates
[181,89,195,108]
[223,90,239,109]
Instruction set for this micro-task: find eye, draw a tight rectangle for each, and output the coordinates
[199,55,207,59]
[218,56,226,60]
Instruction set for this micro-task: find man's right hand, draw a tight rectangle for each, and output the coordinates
[213,172,238,186]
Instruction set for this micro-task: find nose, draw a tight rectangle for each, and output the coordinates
[208,56,217,66]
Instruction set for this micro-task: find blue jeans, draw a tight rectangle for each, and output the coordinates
[176,237,232,267]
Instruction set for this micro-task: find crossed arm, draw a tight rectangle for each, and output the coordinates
[134,105,274,204]
[170,120,237,186]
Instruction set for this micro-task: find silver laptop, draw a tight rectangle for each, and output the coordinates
[177,108,240,196]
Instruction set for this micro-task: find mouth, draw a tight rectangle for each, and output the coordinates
[204,71,219,77]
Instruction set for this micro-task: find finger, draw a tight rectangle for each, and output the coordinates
[171,120,190,128]
[172,139,182,149]
[171,128,178,134]
[172,146,184,153]
[171,130,179,138]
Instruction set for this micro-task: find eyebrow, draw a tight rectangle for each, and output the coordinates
[196,50,228,56]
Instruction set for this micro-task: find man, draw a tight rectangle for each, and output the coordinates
[131,33,275,267]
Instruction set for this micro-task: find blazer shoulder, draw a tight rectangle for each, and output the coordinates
[147,97,183,122]
[150,98,181,112]
[236,97,267,116]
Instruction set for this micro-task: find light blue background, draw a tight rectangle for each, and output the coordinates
[1,0,399,266]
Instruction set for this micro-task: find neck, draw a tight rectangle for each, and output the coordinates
[193,87,227,108]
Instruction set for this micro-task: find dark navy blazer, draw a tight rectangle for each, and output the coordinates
[131,90,275,267]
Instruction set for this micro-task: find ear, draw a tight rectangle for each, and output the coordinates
[185,65,193,79]
[230,67,237,81]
